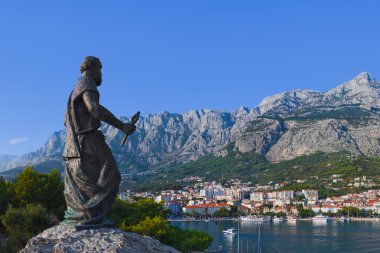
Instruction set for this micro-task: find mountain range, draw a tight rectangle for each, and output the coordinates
[2,72,380,177]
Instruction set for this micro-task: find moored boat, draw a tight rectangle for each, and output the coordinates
[287,216,298,223]
[312,214,330,223]
[340,216,351,222]
[273,216,284,222]
[222,227,237,236]
[241,215,270,222]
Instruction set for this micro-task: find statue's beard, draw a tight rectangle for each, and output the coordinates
[94,75,102,86]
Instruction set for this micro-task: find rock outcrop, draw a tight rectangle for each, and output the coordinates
[21,225,180,253]
[0,154,17,172]
[3,72,380,173]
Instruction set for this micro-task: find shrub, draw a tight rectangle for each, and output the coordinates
[108,198,213,252]
[1,204,52,252]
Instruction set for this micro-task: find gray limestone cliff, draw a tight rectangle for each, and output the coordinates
[0,154,17,172]
[2,72,380,173]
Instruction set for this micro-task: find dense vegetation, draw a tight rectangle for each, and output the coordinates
[0,167,64,252]
[131,149,380,197]
[108,198,213,252]
[0,168,212,253]
[0,160,64,181]
[286,106,373,122]
[262,105,374,124]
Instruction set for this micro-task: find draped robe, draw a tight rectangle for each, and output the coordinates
[62,76,121,226]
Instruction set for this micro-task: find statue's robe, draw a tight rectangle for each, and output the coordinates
[63,76,121,225]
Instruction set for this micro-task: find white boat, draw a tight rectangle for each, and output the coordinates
[273,216,284,222]
[312,214,330,223]
[340,216,351,222]
[240,215,270,222]
[287,216,298,223]
[222,227,237,235]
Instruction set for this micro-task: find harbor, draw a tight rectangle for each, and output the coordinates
[172,219,380,253]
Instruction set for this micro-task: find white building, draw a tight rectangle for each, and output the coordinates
[250,192,266,202]
[182,203,230,215]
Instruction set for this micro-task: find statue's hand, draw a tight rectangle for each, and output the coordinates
[123,123,136,135]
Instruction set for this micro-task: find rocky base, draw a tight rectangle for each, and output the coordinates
[20,225,181,253]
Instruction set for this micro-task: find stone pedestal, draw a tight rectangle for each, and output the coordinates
[21,225,181,253]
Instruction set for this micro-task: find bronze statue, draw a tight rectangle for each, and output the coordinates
[62,56,136,229]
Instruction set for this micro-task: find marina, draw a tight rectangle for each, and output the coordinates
[172,219,380,253]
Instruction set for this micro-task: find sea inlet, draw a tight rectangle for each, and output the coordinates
[172,220,380,253]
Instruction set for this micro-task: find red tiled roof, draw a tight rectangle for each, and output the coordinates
[368,199,380,206]
[185,203,230,209]
[321,205,341,209]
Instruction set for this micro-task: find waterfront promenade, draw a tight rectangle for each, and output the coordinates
[169,217,380,222]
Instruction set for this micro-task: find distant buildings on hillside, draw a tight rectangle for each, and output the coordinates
[118,179,380,216]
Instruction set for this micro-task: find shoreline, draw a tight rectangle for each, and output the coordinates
[169,218,239,222]
[169,217,380,222]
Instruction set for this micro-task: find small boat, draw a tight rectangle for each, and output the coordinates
[273,216,284,222]
[313,214,330,223]
[241,215,270,222]
[340,216,351,222]
[287,216,298,223]
[222,227,237,235]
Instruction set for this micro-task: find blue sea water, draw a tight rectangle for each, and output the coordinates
[172,220,380,253]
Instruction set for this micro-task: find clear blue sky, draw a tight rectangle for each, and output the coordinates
[1,1,379,155]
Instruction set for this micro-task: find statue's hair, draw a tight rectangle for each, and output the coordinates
[80,56,102,73]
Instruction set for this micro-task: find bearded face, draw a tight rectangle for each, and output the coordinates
[92,66,102,86]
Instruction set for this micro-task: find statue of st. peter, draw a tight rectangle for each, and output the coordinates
[62,56,136,229]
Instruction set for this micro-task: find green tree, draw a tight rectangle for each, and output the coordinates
[294,194,305,202]
[1,204,52,252]
[45,169,65,219]
[230,205,240,217]
[109,198,213,252]
[213,207,231,217]
[13,167,65,219]
[0,177,10,216]
[129,216,212,253]
[0,167,65,252]
[108,198,171,228]
[297,205,314,218]
[13,167,46,206]
[129,216,173,240]
[0,177,11,234]
[337,206,365,217]
[204,207,209,218]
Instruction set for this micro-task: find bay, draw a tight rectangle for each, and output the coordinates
[171,220,380,253]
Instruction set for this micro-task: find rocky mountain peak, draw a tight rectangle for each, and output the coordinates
[324,72,380,109]
[232,106,249,118]
[0,155,18,172]
[2,72,380,173]
[326,72,377,94]
[352,72,376,85]
[237,106,250,113]
[257,89,323,115]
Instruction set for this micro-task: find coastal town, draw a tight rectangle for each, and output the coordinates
[119,176,380,219]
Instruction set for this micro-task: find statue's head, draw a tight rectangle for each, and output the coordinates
[80,56,102,85]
